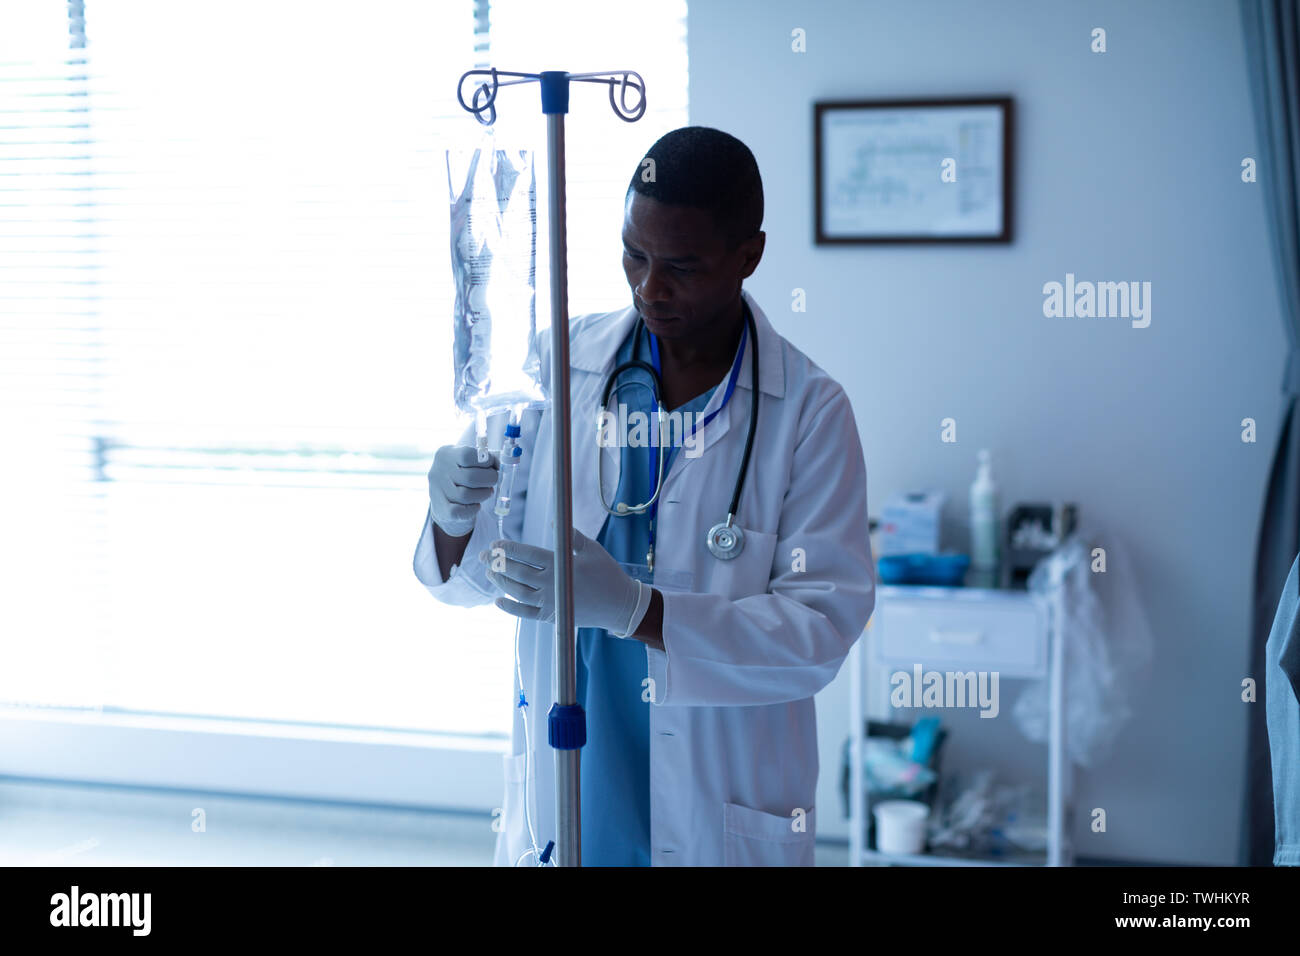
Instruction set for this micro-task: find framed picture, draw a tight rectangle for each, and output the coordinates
[814,96,1013,244]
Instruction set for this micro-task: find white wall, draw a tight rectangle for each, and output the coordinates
[688,0,1286,864]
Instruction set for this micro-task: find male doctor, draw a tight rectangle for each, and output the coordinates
[414,126,874,866]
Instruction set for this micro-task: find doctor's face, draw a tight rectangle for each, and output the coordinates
[621,191,764,344]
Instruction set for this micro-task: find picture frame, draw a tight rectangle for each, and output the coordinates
[814,96,1014,244]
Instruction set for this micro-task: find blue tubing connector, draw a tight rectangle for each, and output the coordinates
[539,71,569,114]
[548,702,586,750]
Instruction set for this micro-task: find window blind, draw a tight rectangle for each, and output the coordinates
[0,0,689,740]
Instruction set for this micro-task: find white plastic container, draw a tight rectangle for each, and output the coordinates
[873,800,930,855]
[969,449,999,572]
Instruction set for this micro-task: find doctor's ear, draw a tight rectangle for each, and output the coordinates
[736,230,765,280]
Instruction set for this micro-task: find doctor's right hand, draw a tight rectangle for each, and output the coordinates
[428,444,499,537]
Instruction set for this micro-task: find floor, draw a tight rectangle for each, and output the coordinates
[0,779,849,866]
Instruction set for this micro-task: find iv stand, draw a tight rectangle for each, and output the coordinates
[454,68,647,867]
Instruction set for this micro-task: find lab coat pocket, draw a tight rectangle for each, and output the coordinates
[722,801,816,867]
[708,528,779,601]
[498,750,538,867]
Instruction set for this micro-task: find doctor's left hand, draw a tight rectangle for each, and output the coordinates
[481,531,651,639]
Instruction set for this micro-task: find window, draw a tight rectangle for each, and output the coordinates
[0,0,688,807]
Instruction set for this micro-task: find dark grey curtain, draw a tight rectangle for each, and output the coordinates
[1240,0,1300,867]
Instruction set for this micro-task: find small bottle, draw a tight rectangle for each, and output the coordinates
[969,449,1000,575]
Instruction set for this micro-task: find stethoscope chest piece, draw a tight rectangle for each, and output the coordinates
[706,519,745,560]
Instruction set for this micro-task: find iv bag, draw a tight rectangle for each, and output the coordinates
[446,129,546,423]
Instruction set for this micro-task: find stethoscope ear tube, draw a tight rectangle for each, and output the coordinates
[599,304,761,561]
[730,308,759,522]
[708,308,759,559]
[596,320,668,517]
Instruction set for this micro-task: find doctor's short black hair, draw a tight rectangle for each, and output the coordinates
[626,126,763,249]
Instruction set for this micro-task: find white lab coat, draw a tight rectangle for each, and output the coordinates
[413,289,874,866]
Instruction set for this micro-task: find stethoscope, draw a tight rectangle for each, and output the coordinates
[597,301,759,571]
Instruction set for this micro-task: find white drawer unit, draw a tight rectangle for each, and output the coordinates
[876,587,1048,679]
[848,581,1071,867]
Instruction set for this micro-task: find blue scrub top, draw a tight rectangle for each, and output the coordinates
[577,322,720,866]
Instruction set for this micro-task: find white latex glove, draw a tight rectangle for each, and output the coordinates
[480,529,652,638]
[428,444,498,537]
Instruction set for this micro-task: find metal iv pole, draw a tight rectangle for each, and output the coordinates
[454,68,647,867]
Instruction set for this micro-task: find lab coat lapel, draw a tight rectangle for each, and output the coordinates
[570,380,619,542]
[568,316,632,543]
